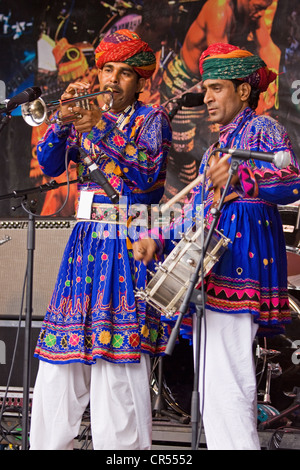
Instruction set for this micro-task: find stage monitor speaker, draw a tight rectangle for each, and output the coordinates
[0,319,41,388]
[0,218,75,320]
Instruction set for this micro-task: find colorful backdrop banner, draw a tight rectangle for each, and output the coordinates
[1,0,300,218]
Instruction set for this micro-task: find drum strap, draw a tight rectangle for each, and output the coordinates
[212,188,239,208]
[209,142,239,207]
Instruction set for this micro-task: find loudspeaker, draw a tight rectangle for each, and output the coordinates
[0,320,41,388]
[0,219,75,319]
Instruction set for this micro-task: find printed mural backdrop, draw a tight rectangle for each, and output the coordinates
[1,0,300,218]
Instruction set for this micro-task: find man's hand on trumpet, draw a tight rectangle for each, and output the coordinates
[71,103,103,134]
[60,81,103,133]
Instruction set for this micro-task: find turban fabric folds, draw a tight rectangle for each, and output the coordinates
[94,29,156,79]
[199,43,277,92]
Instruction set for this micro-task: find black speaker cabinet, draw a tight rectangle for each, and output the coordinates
[0,320,41,388]
[0,219,75,388]
[0,218,75,320]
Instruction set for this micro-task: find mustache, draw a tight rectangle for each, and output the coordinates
[104,85,122,93]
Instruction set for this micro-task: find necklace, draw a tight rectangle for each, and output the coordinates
[116,103,135,130]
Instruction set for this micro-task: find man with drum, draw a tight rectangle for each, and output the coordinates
[133,42,300,450]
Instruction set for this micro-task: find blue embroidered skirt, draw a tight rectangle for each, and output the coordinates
[34,219,169,364]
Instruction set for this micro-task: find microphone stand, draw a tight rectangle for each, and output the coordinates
[151,94,199,424]
[165,151,240,449]
[0,175,89,450]
[0,113,11,133]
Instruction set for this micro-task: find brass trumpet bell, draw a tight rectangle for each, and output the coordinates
[21,89,114,127]
[21,98,47,127]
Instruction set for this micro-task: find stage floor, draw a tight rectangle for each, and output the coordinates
[72,418,300,450]
[1,413,300,450]
[1,386,300,450]
[151,420,300,450]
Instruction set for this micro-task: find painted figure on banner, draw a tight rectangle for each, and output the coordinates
[1,1,295,219]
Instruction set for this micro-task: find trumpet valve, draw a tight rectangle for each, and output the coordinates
[78,89,90,110]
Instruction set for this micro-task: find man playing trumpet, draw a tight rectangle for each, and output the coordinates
[29,29,172,450]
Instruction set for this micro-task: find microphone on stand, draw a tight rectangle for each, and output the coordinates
[168,92,205,120]
[0,87,42,114]
[77,147,119,203]
[217,147,292,169]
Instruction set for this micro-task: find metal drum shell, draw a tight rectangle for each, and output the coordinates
[136,222,230,318]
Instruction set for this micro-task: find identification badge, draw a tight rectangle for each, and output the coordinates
[77,190,94,219]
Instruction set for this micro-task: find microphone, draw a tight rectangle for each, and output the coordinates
[178,92,205,108]
[218,147,291,169]
[168,92,205,120]
[77,147,119,204]
[0,86,42,114]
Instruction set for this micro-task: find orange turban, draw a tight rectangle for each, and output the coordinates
[94,29,156,79]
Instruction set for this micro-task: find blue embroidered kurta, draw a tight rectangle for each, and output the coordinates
[163,107,300,336]
[34,100,172,364]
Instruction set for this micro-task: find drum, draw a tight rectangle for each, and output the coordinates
[151,295,300,421]
[257,404,280,424]
[136,222,231,318]
[278,203,300,290]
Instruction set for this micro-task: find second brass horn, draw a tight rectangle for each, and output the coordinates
[21,89,114,127]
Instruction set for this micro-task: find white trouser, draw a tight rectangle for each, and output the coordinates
[194,309,260,450]
[29,355,152,450]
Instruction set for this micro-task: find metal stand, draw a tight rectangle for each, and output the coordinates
[21,209,35,450]
[0,114,11,133]
[152,357,190,424]
[258,387,300,430]
[165,151,240,449]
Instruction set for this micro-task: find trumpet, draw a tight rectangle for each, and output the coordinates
[21,88,114,127]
